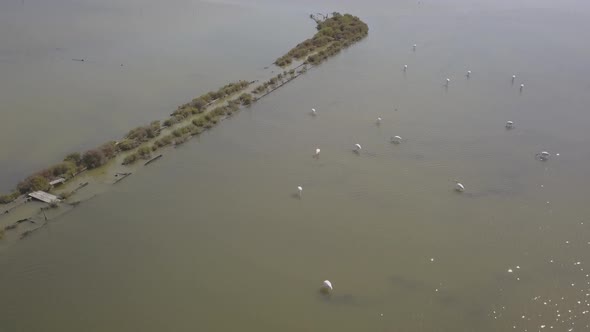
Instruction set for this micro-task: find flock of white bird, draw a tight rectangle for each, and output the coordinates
[303,43,555,295]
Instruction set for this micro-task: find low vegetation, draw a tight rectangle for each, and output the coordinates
[117,139,140,151]
[126,121,161,142]
[0,191,19,204]
[239,93,253,106]
[274,12,368,67]
[16,175,50,194]
[170,81,250,120]
[122,153,139,165]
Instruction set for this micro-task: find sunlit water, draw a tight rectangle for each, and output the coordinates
[1,0,590,331]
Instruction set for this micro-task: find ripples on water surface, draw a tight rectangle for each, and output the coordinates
[1,0,590,331]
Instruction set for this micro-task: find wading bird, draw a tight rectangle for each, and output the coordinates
[354,144,362,153]
[536,151,551,161]
[455,182,465,192]
[321,280,333,294]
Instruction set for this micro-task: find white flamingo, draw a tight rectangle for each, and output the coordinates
[391,135,402,144]
[466,70,471,78]
[505,121,514,129]
[520,83,524,92]
[404,64,408,71]
[314,148,321,158]
[354,144,362,153]
[413,44,417,51]
[321,280,333,294]
[311,108,317,116]
[445,78,451,86]
[536,151,551,161]
[376,117,382,125]
[455,182,465,192]
[297,186,303,198]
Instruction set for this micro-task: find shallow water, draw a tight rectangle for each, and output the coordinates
[0,0,314,190]
[1,0,590,331]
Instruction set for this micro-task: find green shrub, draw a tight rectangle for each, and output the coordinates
[50,161,77,178]
[192,118,206,127]
[173,108,191,119]
[171,126,192,138]
[99,141,117,159]
[137,146,151,158]
[82,149,106,169]
[211,107,226,117]
[126,122,160,142]
[0,191,19,204]
[64,152,81,165]
[162,135,173,144]
[126,126,148,141]
[191,97,207,110]
[118,139,139,151]
[153,134,174,149]
[174,136,189,145]
[122,153,138,165]
[180,125,193,135]
[239,93,253,106]
[228,102,240,113]
[17,175,50,194]
[254,85,267,94]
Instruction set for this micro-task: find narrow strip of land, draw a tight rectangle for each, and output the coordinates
[0,12,368,224]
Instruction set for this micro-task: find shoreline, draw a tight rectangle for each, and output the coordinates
[0,12,369,243]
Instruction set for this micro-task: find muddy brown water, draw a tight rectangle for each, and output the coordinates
[1,0,590,331]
